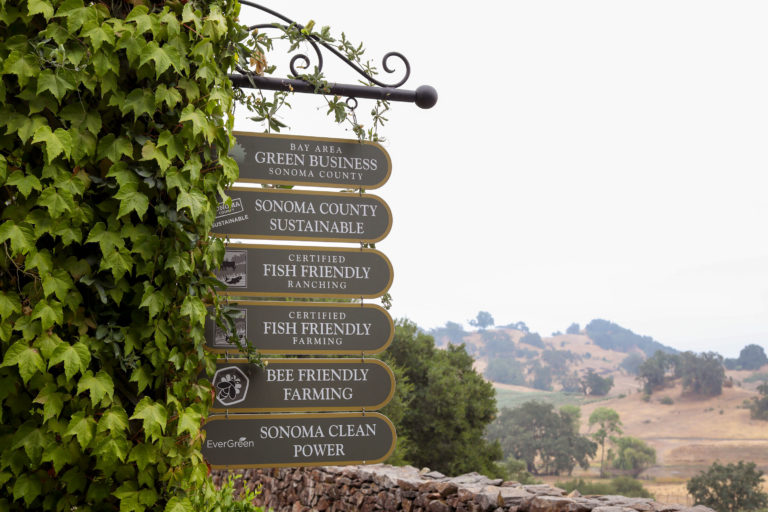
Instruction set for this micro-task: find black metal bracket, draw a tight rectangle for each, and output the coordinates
[230,1,438,109]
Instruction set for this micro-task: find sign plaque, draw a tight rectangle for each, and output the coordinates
[209,359,395,412]
[211,188,392,243]
[229,132,391,189]
[202,412,396,468]
[204,301,393,355]
[214,244,393,299]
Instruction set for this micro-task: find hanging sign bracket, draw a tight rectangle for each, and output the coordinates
[232,1,438,109]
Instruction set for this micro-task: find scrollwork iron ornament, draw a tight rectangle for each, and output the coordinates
[230,1,437,109]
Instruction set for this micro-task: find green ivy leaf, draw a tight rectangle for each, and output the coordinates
[179,105,214,142]
[114,481,145,512]
[85,222,125,254]
[27,0,54,20]
[33,384,65,422]
[97,407,129,437]
[77,370,114,407]
[176,189,208,219]
[176,406,202,437]
[179,296,206,325]
[165,497,194,512]
[31,300,64,330]
[37,69,76,102]
[139,42,174,77]
[33,331,63,360]
[6,170,42,197]
[97,134,133,163]
[82,22,115,51]
[139,284,168,319]
[94,436,130,464]
[12,473,42,507]
[100,249,134,280]
[42,268,75,302]
[0,221,35,254]
[56,0,97,33]
[1,341,45,384]
[0,291,21,320]
[64,411,96,450]
[37,187,75,218]
[3,51,39,88]
[32,125,72,163]
[42,440,79,473]
[49,342,91,380]
[141,141,170,172]
[114,184,150,219]
[127,442,157,472]
[130,397,168,441]
[122,88,155,119]
[130,365,153,394]
[154,85,182,109]
[12,424,48,463]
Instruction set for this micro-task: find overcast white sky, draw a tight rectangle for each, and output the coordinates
[235,1,768,358]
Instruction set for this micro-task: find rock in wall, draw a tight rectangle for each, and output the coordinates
[211,464,714,512]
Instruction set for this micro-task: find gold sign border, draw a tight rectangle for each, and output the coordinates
[217,243,394,299]
[231,131,392,190]
[214,187,393,244]
[203,411,397,469]
[208,358,396,413]
[205,301,394,355]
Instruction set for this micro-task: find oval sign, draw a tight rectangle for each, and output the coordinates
[211,188,392,243]
[202,412,396,469]
[214,244,393,299]
[204,301,393,355]
[229,132,391,189]
[209,359,395,413]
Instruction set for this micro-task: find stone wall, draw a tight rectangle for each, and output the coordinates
[212,464,714,512]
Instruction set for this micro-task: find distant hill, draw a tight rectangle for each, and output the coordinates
[584,319,677,357]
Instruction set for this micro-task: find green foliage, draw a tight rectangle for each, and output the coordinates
[638,350,679,394]
[189,474,264,512]
[619,353,645,375]
[428,321,468,348]
[480,329,515,357]
[566,323,580,335]
[748,382,768,421]
[500,457,539,484]
[680,351,725,396]
[588,407,622,477]
[487,402,596,476]
[725,344,768,371]
[542,349,579,372]
[530,362,553,391]
[610,436,656,476]
[485,357,526,386]
[687,461,768,512]
[469,311,494,330]
[519,332,544,348]
[0,0,246,509]
[580,369,614,396]
[659,396,674,405]
[381,319,503,477]
[585,319,674,357]
[556,477,654,499]
[744,372,768,384]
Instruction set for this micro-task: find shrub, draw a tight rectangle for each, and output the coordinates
[555,477,654,499]
[687,461,768,512]
[659,396,674,405]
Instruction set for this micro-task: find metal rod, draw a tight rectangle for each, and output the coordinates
[229,74,438,109]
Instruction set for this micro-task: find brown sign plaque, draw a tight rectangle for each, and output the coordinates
[209,359,395,413]
[229,132,391,189]
[204,302,393,355]
[214,244,393,299]
[202,412,396,468]
[211,188,392,243]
